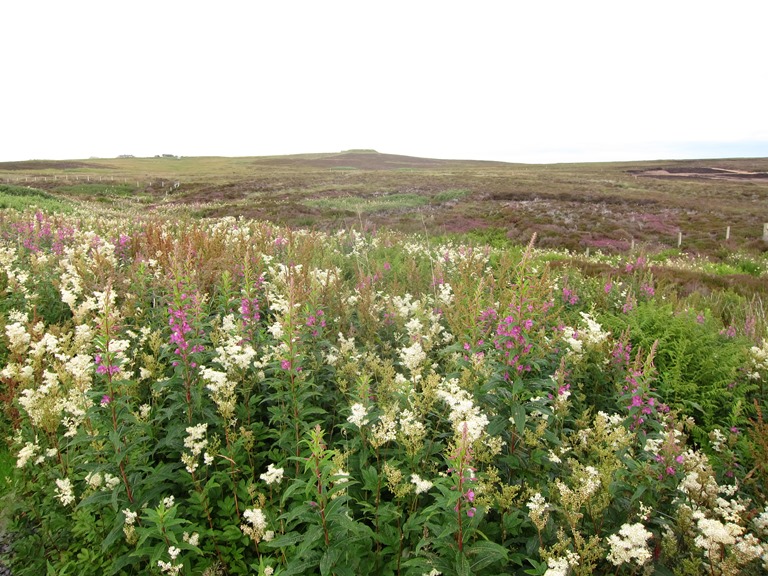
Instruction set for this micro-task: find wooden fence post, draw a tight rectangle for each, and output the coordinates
[677,232,682,248]
[726,226,731,241]
[763,223,768,243]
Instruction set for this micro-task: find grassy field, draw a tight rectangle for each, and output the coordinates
[2,151,767,255]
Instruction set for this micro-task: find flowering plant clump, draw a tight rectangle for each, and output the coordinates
[0,208,766,575]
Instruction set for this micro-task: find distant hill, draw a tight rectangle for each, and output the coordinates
[248,150,516,170]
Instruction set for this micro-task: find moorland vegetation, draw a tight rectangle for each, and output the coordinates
[0,152,767,575]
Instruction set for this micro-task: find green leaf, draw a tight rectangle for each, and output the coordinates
[296,525,325,556]
[221,524,245,543]
[524,557,548,575]
[283,551,321,575]
[101,518,125,552]
[511,404,526,436]
[361,464,378,491]
[320,547,341,575]
[455,550,471,576]
[266,531,305,548]
[630,484,647,504]
[467,540,508,571]
[281,478,308,506]
[487,415,508,437]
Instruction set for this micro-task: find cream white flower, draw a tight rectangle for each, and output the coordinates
[123,509,138,525]
[16,441,39,468]
[607,523,653,566]
[104,473,121,491]
[544,557,569,576]
[55,478,75,506]
[347,403,370,428]
[411,474,433,494]
[241,507,269,543]
[399,340,426,372]
[260,463,285,485]
[182,423,208,473]
[436,378,489,442]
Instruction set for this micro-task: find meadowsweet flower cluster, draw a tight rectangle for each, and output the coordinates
[182,423,209,473]
[436,378,489,443]
[346,403,369,428]
[606,522,653,566]
[749,338,768,380]
[411,473,433,495]
[260,463,284,485]
[241,508,273,544]
[54,477,75,506]
[562,311,609,361]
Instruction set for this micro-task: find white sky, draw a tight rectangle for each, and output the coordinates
[2,1,767,164]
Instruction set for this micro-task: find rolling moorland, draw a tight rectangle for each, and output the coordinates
[2,149,767,300]
[1,151,768,575]
[1,149,767,252]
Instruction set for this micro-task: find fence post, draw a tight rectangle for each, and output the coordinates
[630,238,635,251]
[677,231,682,248]
[763,223,768,243]
[726,226,730,241]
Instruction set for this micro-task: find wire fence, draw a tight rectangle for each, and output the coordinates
[2,174,180,192]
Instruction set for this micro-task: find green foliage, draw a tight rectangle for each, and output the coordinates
[433,189,470,203]
[56,183,136,196]
[604,302,752,429]
[0,208,766,575]
[0,446,12,491]
[462,226,512,248]
[0,184,72,212]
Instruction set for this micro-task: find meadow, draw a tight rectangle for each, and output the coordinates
[0,152,767,575]
[2,151,768,255]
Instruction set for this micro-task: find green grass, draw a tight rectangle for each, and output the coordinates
[0,446,12,494]
[56,182,136,196]
[0,184,72,212]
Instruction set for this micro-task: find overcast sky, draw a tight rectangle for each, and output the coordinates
[3,1,767,164]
